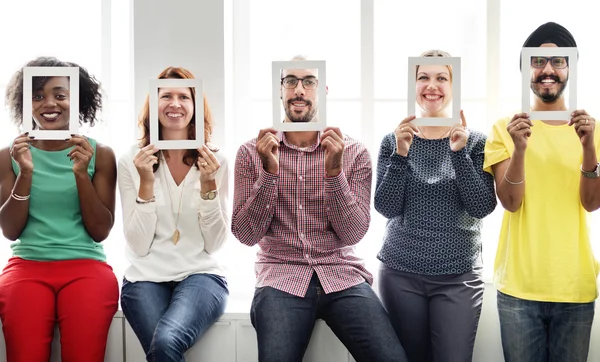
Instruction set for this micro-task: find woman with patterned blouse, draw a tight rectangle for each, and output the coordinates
[374,50,497,362]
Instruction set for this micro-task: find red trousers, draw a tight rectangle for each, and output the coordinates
[0,257,119,362]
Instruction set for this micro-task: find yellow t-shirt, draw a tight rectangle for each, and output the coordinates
[484,117,600,303]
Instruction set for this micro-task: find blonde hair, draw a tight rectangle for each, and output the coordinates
[417,49,453,81]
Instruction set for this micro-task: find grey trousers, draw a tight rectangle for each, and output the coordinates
[378,265,484,362]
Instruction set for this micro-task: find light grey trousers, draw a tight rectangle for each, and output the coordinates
[378,265,484,362]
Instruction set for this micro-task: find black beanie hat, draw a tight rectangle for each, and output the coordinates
[520,22,577,69]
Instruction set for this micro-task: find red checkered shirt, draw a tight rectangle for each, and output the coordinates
[232,131,373,297]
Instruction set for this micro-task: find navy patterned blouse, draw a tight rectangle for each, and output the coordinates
[374,130,497,275]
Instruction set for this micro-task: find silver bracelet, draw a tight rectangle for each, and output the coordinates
[11,192,30,201]
[503,171,524,185]
[136,196,156,204]
[580,163,600,179]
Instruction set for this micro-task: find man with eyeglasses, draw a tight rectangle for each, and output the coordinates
[484,22,600,362]
[231,56,408,362]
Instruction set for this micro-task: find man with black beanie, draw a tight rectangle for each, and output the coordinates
[483,22,600,362]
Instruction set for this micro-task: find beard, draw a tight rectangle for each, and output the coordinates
[284,97,317,123]
[531,74,568,103]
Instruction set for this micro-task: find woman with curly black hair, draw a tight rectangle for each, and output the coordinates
[0,56,119,361]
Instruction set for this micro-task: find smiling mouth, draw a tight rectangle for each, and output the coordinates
[539,78,557,87]
[40,112,60,122]
[422,94,442,101]
[166,112,184,119]
[291,102,308,112]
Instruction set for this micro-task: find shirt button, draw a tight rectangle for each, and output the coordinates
[266,205,270,209]
[299,176,303,180]
[300,233,305,238]
[298,205,303,209]
[272,180,276,185]
[305,254,310,259]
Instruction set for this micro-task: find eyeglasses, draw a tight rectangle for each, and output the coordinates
[281,76,319,90]
[531,56,568,69]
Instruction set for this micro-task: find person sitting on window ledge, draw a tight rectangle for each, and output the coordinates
[118,66,229,362]
[374,49,497,362]
[231,55,408,362]
[0,56,119,362]
[484,22,600,362]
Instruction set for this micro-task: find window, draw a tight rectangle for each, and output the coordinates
[0,0,136,282]
[226,0,363,300]
[230,0,600,287]
[1,1,598,301]
[371,0,491,278]
[499,0,598,110]
[498,0,600,258]
[0,0,103,267]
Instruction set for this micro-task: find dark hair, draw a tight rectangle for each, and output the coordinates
[138,66,214,172]
[5,56,102,128]
[520,22,577,70]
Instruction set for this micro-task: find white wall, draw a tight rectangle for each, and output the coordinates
[132,0,225,146]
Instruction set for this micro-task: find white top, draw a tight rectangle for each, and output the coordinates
[118,145,229,282]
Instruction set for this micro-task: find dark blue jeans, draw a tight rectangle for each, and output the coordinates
[121,274,228,362]
[497,291,594,362]
[250,273,408,362]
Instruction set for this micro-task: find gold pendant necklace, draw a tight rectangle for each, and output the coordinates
[161,155,185,245]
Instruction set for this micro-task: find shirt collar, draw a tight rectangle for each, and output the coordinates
[279,131,322,152]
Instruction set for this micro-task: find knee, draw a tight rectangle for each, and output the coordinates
[150,331,187,357]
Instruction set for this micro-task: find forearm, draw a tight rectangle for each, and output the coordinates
[123,204,157,256]
[75,172,114,242]
[580,146,600,211]
[496,151,526,212]
[325,170,371,246]
[138,178,154,200]
[199,202,229,254]
[0,172,32,240]
[452,149,497,218]
[374,154,408,218]
[231,170,277,246]
[201,179,217,193]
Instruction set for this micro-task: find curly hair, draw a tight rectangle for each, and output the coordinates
[138,66,214,172]
[5,56,102,128]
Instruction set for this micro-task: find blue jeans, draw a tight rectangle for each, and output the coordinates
[121,274,228,362]
[250,273,408,362]
[497,291,594,362]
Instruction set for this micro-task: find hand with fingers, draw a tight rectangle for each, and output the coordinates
[507,113,533,152]
[394,116,418,157]
[256,128,280,174]
[67,135,95,175]
[10,132,34,173]
[450,110,471,152]
[197,144,221,183]
[133,144,159,181]
[320,127,345,177]
[569,109,596,148]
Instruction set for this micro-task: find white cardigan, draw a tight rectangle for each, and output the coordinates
[117,145,229,282]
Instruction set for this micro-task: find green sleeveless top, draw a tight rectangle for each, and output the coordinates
[10,138,106,261]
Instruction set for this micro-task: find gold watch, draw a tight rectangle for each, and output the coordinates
[201,190,218,200]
